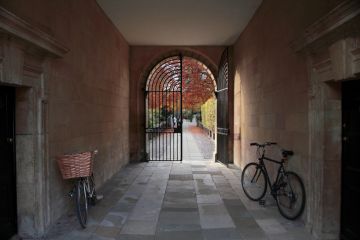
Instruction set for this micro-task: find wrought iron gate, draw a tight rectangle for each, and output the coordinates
[145,56,183,161]
[216,48,230,165]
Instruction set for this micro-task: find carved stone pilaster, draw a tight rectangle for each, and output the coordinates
[292,1,360,239]
[0,7,68,238]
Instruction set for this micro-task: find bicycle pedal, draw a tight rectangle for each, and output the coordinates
[259,199,266,206]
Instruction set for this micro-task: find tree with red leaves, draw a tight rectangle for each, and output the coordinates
[146,57,215,112]
[182,57,215,111]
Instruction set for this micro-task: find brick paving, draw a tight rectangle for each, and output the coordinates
[45,123,313,240]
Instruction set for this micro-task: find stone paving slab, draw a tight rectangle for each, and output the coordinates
[156,230,203,240]
[202,228,243,240]
[120,220,157,235]
[196,193,223,204]
[116,234,155,240]
[198,203,236,229]
[169,174,193,180]
[45,122,314,240]
[255,219,288,235]
[157,211,201,232]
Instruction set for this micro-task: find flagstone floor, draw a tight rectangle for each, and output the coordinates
[45,122,313,240]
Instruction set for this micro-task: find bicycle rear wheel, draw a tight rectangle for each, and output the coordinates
[75,179,88,228]
[276,171,305,220]
[241,163,267,201]
[88,175,97,205]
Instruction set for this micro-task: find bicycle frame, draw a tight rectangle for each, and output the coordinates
[84,175,95,199]
[256,150,287,196]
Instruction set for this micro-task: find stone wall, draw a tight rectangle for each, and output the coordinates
[129,46,224,162]
[0,0,130,231]
[233,0,346,236]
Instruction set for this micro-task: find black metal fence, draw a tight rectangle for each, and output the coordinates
[145,56,183,161]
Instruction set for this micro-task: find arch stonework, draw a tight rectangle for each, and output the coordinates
[140,49,219,90]
[130,46,225,162]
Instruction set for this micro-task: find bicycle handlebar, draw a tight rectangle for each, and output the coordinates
[250,142,294,157]
[250,142,277,147]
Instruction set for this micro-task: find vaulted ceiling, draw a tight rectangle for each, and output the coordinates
[96,0,262,46]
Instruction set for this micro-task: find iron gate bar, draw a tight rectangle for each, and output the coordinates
[216,48,230,165]
[145,55,182,161]
[216,88,228,93]
[180,55,183,161]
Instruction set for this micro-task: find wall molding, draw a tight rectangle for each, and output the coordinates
[0,7,68,58]
[291,0,360,52]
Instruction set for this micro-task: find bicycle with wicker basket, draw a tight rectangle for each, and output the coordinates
[57,150,101,228]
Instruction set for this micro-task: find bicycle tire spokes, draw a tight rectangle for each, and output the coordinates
[88,175,98,205]
[250,168,260,183]
[282,177,297,207]
[241,163,267,201]
[85,178,93,198]
[276,172,305,220]
[277,188,294,209]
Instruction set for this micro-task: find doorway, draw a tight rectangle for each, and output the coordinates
[145,55,217,161]
[0,86,17,239]
[341,80,360,240]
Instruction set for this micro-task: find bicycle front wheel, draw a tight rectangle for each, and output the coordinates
[276,171,305,220]
[241,163,267,201]
[75,179,88,228]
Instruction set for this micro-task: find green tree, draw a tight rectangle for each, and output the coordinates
[201,97,216,132]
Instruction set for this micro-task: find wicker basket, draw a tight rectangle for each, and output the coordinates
[57,151,93,179]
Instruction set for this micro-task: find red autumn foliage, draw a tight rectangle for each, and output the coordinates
[147,57,215,111]
[182,58,215,110]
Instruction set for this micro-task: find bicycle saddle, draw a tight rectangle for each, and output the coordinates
[282,150,294,157]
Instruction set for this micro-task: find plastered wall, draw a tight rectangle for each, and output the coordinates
[233,0,345,228]
[0,0,130,227]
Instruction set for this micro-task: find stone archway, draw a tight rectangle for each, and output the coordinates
[129,47,224,162]
[140,49,218,90]
[143,54,217,162]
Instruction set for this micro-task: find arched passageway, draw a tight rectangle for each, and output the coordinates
[145,55,216,161]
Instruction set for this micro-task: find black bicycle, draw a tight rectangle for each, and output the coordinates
[241,142,305,220]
